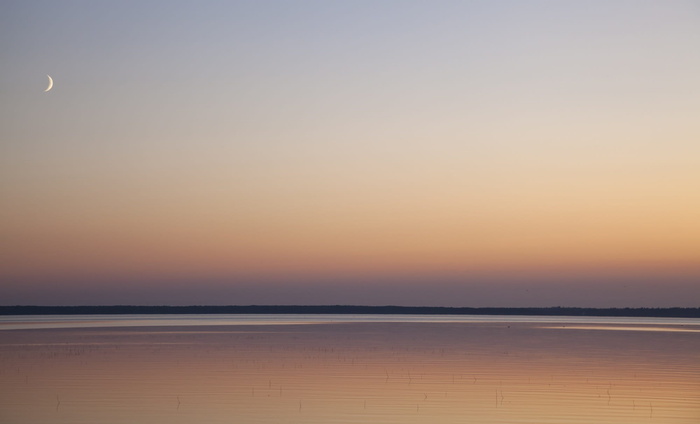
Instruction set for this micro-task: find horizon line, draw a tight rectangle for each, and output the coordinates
[1,305,698,318]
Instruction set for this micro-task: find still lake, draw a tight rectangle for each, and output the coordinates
[1,314,698,423]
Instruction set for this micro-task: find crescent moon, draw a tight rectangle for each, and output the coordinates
[44,75,53,92]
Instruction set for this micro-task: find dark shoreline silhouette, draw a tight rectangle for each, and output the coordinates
[1,305,698,318]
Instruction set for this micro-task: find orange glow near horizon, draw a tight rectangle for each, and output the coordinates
[2,168,698,280]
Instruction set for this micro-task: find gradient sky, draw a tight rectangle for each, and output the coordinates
[2,1,699,307]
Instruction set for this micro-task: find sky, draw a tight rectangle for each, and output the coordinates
[1,0,699,307]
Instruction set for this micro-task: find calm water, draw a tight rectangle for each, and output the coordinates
[1,315,698,424]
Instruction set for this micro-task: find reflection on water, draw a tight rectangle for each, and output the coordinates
[1,316,698,423]
[3,314,698,330]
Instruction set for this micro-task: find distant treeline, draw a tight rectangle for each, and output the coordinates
[0,305,699,317]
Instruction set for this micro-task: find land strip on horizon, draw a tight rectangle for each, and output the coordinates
[1,305,698,318]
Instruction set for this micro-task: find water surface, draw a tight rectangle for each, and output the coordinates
[1,315,698,423]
